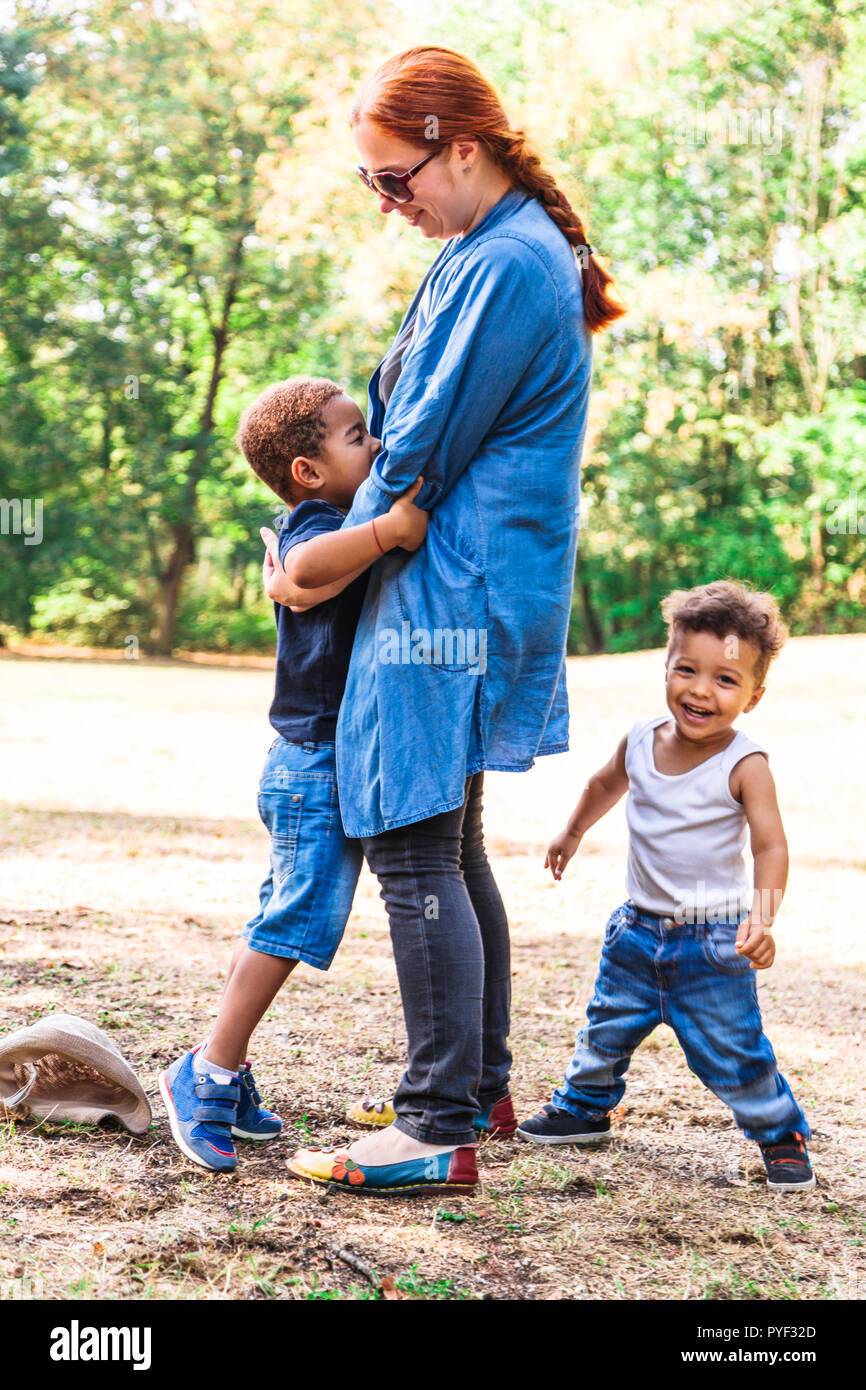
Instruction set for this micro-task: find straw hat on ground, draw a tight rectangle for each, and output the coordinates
[0,1012,151,1134]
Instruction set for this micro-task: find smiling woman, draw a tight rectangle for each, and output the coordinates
[273,45,625,1194]
[349,45,625,327]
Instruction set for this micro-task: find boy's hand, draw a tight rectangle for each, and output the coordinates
[735,918,776,970]
[544,830,582,881]
[387,476,428,551]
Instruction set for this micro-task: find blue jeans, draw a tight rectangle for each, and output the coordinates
[553,902,810,1144]
[360,771,512,1146]
[243,738,363,970]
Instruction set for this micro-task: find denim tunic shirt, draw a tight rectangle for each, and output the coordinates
[335,186,592,837]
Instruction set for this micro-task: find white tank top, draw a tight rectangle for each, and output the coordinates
[624,715,768,921]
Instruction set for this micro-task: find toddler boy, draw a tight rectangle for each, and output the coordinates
[518,581,815,1190]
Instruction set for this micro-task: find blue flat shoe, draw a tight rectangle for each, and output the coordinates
[286,1144,479,1196]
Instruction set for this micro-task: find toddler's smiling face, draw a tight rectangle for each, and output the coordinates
[664,627,765,743]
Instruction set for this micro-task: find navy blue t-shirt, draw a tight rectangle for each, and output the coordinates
[269,500,370,742]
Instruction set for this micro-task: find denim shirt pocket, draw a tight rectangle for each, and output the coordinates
[395,516,487,674]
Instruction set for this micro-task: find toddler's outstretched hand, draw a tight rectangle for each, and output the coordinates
[545,829,581,881]
[735,917,776,970]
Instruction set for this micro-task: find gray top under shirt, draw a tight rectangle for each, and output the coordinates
[377,310,417,409]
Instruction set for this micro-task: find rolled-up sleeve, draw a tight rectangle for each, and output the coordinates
[338,238,559,530]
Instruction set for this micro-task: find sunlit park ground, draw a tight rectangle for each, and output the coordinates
[0,635,864,1301]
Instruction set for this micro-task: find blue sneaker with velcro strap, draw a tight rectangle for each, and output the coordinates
[232,1061,282,1141]
[158,1049,240,1173]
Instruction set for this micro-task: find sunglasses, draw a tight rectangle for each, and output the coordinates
[355,146,444,204]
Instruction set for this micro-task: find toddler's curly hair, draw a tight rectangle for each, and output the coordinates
[235,376,344,506]
[661,580,788,687]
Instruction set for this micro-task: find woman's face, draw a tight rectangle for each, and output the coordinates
[353,121,482,240]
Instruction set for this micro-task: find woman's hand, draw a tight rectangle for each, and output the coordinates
[387,476,428,552]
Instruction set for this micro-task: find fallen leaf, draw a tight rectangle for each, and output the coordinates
[378,1275,405,1301]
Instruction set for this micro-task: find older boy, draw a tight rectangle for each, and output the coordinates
[159,377,426,1172]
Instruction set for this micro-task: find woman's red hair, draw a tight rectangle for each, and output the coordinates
[350,46,625,334]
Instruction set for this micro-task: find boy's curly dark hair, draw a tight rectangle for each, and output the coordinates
[661,580,788,687]
[235,376,344,506]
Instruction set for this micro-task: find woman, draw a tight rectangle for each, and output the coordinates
[269,46,624,1194]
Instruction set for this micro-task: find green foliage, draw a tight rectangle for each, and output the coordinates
[2,0,865,655]
[175,579,275,653]
[30,577,136,647]
[1,0,338,653]
[560,0,866,651]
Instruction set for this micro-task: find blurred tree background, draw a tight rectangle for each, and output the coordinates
[1,0,864,656]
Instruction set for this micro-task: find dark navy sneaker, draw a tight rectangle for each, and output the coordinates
[232,1062,282,1141]
[158,1049,240,1172]
[759,1131,816,1190]
[517,1102,611,1145]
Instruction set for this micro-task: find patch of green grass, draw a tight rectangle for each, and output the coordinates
[689,1256,834,1301]
[486,1179,527,1232]
[228,1214,274,1238]
[505,1154,577,1191]
[68,1272,98,1298]
[434,1207,479,1224]
[245,1256,290,1299]
[289,1274,378,1301]
[777,1216,814,1232]
[30,1117,97,1135]
[396,1263,474,1300]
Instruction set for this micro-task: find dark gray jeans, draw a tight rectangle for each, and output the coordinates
[361,771,512,1146]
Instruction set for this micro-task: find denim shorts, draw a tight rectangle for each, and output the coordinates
[243,737,363,970]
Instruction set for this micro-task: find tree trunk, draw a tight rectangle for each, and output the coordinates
[148,241,244,654]
[578,577,605,654]
[151,523,195,655]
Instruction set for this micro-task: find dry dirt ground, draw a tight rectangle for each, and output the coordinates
[0,636,864,1301]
